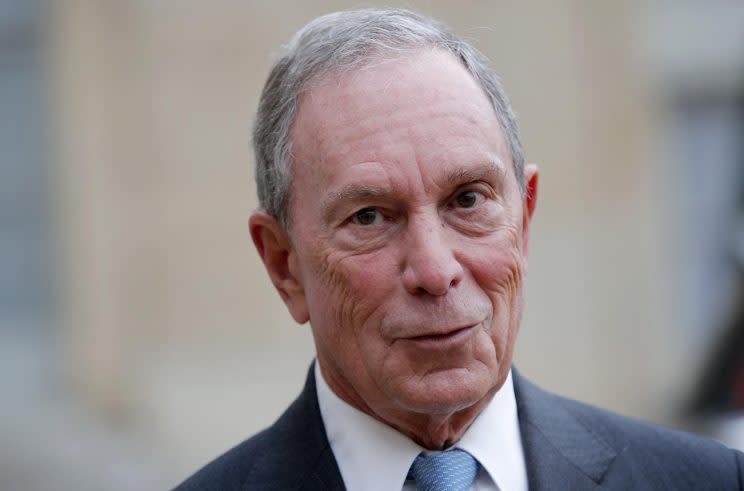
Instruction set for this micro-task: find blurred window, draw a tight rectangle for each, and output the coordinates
[0,0,49,327]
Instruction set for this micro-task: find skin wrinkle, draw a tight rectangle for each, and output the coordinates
[251,48,538,449]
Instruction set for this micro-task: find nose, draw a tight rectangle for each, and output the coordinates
[401,218,464,296]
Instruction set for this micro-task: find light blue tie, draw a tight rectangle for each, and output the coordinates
[408,448,479,491]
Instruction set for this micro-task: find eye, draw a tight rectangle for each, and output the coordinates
[453,190,482,208]
[352,207,383,226]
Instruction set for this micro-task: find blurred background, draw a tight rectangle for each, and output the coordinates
[2,0,744,489]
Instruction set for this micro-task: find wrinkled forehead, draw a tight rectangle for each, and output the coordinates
[288,48,505,170]
[298,48,489,113]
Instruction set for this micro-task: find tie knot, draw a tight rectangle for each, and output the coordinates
[409,448,479,491]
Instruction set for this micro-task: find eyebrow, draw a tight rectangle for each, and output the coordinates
[325,184,394,203]
[320,159,508,221]
[443,160,507,190]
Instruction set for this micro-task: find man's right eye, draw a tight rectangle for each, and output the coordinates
[352,207,383,226]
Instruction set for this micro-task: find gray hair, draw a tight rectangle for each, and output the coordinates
[253,8,525,227]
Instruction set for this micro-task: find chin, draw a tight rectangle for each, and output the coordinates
[390,365,495,415]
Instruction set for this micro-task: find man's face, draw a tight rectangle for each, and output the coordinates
[276,50,536,419]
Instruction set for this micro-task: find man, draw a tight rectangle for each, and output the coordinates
[176,8,744,491]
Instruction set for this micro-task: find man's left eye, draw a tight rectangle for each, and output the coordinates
[352,207,383,226]
[454,190,481,208]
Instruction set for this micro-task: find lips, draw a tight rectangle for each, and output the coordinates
[402,324,478,348]
[408,325,474,340]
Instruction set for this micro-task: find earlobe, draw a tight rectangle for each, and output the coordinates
[249,212,310,324]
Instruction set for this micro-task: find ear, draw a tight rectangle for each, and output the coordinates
[249,212,309,324]
[520,164,539,256]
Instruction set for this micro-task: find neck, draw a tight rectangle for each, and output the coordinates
[318,362,501,450]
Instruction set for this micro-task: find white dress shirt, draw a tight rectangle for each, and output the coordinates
[315,363,528,491]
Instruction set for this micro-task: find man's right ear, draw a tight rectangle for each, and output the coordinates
[249,212,309,324]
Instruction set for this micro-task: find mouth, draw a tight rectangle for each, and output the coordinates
[402,324,478,348]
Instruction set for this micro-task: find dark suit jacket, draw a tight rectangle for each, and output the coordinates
[175,365,744,490]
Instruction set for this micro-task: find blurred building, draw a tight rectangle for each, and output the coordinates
[1,1,743,489]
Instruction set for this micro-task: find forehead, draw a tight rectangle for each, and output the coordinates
[289,49,511,196]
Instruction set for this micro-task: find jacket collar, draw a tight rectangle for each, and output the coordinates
[258,362,345,490]
[297,364,346,491]
[513,368,617,490]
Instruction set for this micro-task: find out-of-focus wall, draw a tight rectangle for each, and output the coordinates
[30,0,740,487]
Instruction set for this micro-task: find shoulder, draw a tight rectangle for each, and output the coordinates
[173,365,340,491]
[173,421,337,491]
[564,392,739,464]
[564,395,744,488]
[172,426,274,491]
[514,372,744,489]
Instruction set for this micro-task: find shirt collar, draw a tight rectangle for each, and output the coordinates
[456,369,528,491]
[315,362,421,491]
[315,362,527,491]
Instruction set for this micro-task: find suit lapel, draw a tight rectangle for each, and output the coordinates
[282,362,346,491]
[513,370,617,491]
[303,448,346,491]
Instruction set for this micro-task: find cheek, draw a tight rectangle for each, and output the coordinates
[469,231,526,299]
[305,244,400,337]
[466,229,526,348]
